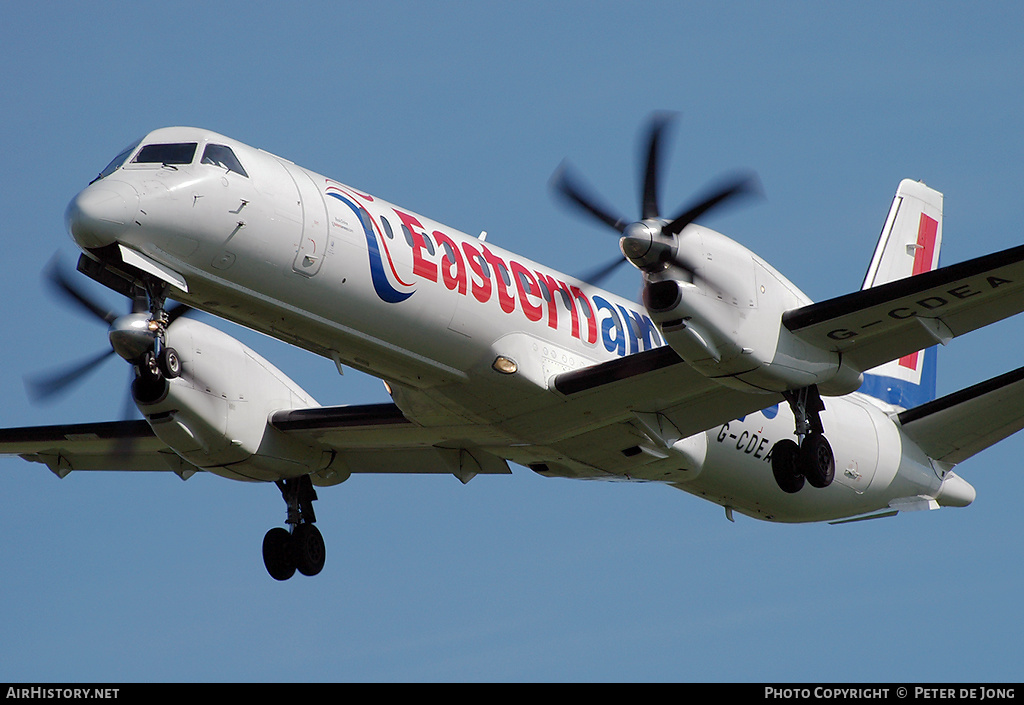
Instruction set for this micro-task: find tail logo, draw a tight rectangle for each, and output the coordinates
[898,213,940,372]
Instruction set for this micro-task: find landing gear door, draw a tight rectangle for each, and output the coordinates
[285,164,329,277]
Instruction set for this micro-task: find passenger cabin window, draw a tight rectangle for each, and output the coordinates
[201,144,248,177]
[132,142,197,166]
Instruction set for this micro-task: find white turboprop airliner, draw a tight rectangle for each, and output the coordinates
[4,116,1024,580]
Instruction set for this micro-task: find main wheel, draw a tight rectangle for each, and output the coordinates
[292,523,326,577]
[771,439,805,494]
[263,527,296,581]
[800,434,835,489]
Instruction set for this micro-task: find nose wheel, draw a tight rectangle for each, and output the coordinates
[771,386,835,493]
[262,476,326,580]
[131,336,180,404]
[135,346,180,383]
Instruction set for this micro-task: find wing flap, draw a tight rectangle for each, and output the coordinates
[548,346,774,442]
[783,243,1024,373]
[270,403,512,481]
[522,347,782,479]
[552,345,686,395]
[898,364,1024,464]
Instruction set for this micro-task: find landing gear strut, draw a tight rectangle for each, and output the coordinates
[262,475,326,580]
[128,279,180,402]
[771,385,835,494]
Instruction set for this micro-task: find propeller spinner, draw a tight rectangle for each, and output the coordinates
[26,258,190,403]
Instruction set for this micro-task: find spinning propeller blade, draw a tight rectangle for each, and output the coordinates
[663,171,761,237]
[28,257,195,405]
[551,113,761,289]
[25,348,117,402]
[640,111,675,221]
[550,161,629,234]
[45,259,120,325]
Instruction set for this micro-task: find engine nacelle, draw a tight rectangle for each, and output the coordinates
[643,227,862,396]
[134,318,331,482]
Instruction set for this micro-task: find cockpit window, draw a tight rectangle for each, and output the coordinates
[132,142,198,166]
[94,138,142,182]
[201,144,248,177]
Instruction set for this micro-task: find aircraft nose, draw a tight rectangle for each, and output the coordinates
[65,180,139,249]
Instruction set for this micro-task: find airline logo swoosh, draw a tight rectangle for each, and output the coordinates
[326,189,414,304]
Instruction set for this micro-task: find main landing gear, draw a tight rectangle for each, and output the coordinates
[771,385,835,494]
[262,475,326,581]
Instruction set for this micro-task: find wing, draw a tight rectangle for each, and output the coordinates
[483,347,779,480]
[548,346,776,440]
[783,243,1024,374]
[0,419,196,478]
[1,353,777,486]
[270,403,512,483]
[0,405,517,485]
[281,351,779,484]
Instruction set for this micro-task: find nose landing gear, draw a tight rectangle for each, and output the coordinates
[134,346,180,386]
[262,476,326,581]
[126,278,189,403]
[771,385,835,494]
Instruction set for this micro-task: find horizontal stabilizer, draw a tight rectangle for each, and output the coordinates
[898,364,1024,465]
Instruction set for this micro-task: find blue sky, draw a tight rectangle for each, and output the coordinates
[1,0,1023,682]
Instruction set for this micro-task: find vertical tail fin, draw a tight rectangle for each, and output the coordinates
[858,179,944,408]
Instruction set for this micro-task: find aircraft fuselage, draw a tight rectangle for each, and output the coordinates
[65,126,975,524]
